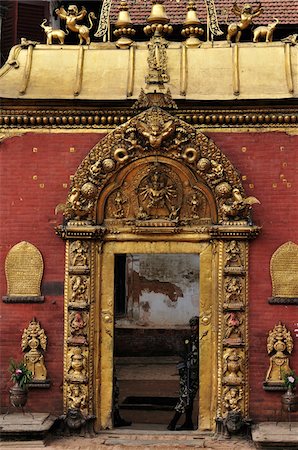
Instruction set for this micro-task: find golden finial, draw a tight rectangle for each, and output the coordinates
[144,1,173,37]
[114,1,136,49]
[181,1,204,47]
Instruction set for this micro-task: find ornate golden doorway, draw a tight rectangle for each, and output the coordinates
[98,241,214,431]
[57,107,260,433]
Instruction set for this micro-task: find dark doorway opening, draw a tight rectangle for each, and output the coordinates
[113,254,200,428]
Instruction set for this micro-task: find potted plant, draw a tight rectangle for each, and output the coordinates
[9,358,32,408]
[281,370,298,412]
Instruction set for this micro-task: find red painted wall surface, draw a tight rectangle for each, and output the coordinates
[0,133,102,413]
[0,130,297,420]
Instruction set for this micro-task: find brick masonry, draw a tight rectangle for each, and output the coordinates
[0,130,297,420]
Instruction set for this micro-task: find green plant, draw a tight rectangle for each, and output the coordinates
[9,358,32,389]
[283,370,298,389]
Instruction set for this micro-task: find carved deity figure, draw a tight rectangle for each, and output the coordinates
[223,349,244,385]
[225,240,243,268]
[55,5,97,45]
[206,159,224,184]
[136,118,175,149]
[68,347,87,382]
[139,170,177,213]
[68,384,88,412]
[21,318,47,381]
[224,276,243,306]
[113,191,127,218]
[69,312,88,345]
[70,240,89,268]
[188,192,204,218]
[224,312,243,343]
[227,2,263,43]
[70,275,88,305]
[223,387,243,413]
[265,322,293,385]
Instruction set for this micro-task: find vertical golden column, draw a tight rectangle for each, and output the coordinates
[63,241,70,413]
[97,243,114,430]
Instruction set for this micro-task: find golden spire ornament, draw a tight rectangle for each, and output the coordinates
[182,1,204,47]
[114,1,136,49]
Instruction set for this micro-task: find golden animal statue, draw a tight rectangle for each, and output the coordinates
[55,5,97,45]
[227,2,263,43]
[253,18,279,42]
[40,19,67,45]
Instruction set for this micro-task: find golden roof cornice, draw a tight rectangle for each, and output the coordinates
[1,104,297,131]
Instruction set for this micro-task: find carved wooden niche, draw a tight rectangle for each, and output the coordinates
[268,241,298,305]
[3,241,44,303]
[102,161,213,227]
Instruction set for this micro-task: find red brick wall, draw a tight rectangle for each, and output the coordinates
[0,133,103,413]
[207,131,298,421]
[1,130,297,420]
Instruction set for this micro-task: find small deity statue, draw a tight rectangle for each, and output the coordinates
[265,322,294,386]
[223,387,243,413]
[70,276,88,304]
[21,318,47,382]
[224,312,243,343]
[70,240,88,268]
[168,205,180,222]
[223,349,244,385]
[189,192,203,218]
[227,2,263,43]
[205,160,224,185]
[224,276,243,307]
[68,384,87,411]
[136,206,149,220]
[68,347,87,382]
[69,312,88,345]
[113,191,127,218]
[225,240,244,268]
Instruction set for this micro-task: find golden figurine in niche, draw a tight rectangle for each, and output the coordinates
[21,318,47,381]
[265,322,294,386]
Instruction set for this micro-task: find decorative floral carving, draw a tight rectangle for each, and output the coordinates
[145,36,170,85]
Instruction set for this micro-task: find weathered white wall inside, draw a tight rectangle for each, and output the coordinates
[127,254,199,326]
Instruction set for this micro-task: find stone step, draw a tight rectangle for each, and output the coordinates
[103,437,205,447]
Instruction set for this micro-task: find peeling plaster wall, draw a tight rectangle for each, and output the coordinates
[127,254,200,327]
